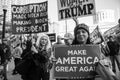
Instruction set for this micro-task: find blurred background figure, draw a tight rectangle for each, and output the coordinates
[54,35,64,45]
[64,33,74,45]
[12,43,22,75]
[18,40,33,80]
[52,35,64,51]
[0,38,11,80]
[107,35,120,73]
[2,38,11,62]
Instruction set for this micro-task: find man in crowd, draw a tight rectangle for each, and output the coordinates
[107,36,120,73]
[64,33,74,45]
[0,38,11,80]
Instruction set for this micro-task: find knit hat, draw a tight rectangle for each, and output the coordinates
[64,33,74,40]
[74,23,89,35]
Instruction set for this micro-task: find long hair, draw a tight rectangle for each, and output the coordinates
[36,33,52,52]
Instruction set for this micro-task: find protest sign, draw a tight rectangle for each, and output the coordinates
[10,35,21,47]
[57,0,96,20]
[90,26,104,44]
[47,33,56,42]
[104,24,120,38]
[54,45,100,79]
[11,1,48,34]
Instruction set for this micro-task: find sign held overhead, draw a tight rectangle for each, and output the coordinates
[57,0,96,20]
[11,1,48,34]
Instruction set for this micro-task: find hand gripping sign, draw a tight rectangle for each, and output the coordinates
[53,45,100,79]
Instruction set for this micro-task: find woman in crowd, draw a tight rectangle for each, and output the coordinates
[31,33,53,80]
[55,24,95,80]
[72,23,91,45]
[16,33,52,80]
[71,23,95,80]
[71,23,120,80]
[55,23,95,80]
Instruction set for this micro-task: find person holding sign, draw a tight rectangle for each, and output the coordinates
[55,24,95,80]
[71,23,95,80]
[71,23,120,80]
[72,23,91,45]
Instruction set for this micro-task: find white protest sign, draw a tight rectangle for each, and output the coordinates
[57,0,96,20]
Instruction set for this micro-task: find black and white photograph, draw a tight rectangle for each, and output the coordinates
[0,0,120,80]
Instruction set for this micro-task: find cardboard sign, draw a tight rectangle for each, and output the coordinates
[57,0,96,20]
[54,45,100,79]
[11,1,48,34]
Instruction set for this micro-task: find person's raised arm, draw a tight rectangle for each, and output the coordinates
[73,17,79,26]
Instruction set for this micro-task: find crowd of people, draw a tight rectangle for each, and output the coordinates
[0,19,120,80]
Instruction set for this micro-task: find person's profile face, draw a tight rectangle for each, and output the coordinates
[64,39,73,45]
[76,29,89,44]
[57,36,63,43]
